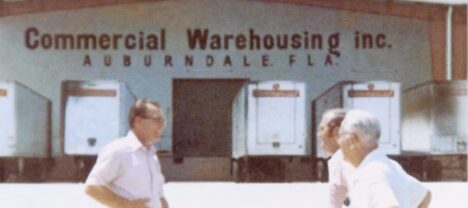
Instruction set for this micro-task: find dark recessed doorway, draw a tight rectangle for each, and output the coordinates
[172,79,248,158]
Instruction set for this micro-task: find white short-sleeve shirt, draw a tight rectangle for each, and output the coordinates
[345,149,428,208]
[328,150,355,208]
[86,131,166,208]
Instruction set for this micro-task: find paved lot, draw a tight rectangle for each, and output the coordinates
[0,182,467,207]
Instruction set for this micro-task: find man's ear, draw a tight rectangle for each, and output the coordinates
[348,133,360,150]
[134,116,143,126]
[332,126,340,138]
[351,133,361,144]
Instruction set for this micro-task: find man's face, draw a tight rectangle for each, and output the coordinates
[337,131,356,163]
[136,105,166,144]
[318,117,339,153]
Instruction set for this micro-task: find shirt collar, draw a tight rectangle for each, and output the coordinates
[356,148,383,170]
[126,130,157,153]
[331,149,344,160]
[349,148,383,188]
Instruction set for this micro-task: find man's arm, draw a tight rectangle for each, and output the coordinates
[418,191,431,208]
[85,185,149,208]
[329,183,348,208]
[370,182,400,208]
[406,173,430,208]
[160,197,169,208]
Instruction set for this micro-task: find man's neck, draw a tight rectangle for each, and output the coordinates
[132,129,152,148]
[352,146,377,167]
[329,144,340,154]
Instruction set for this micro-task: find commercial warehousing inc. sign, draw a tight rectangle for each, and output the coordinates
[1,0,429,74]
[24,27,391,69]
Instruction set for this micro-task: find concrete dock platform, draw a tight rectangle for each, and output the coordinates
[0,182,467,208]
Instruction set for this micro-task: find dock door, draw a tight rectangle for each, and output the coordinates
[173,79,247,158]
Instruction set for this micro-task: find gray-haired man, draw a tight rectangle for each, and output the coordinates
[338,109,430,208]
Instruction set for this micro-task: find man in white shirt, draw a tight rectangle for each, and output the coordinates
[318,109,355,208]
[85,99,169,208]
[337,109,431,208]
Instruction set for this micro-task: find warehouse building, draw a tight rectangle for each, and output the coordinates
[0,0,466,182]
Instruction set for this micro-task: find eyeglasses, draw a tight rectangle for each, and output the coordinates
[338,132,354,139]
[140,116,165,124]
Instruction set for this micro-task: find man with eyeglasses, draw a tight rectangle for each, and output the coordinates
[338,109,430,208]
[85,99,169,208]
[317,108,355,208]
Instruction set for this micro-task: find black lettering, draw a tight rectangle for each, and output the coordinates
[165,55,173,67]
[123,55,131,66]
[310,34,322,50]
[223,55,232,66]
[77,34,97,49]
[328,33,340,57]
[362,33,373,49]
[54,34,74,49]
[125,35,136,49]
[243,55,251,67]
[104,55,111,66]
[25,27,39,49]
[185,55,193,66]
[206,55,214,67]
[187,28,209,50]
[99,34,110,50]
[289,54,296,66]
[161,29,165,50]
[144,55,151,67]
[262,54,270,67]
[354,31,360,49]
[236,35,246,50]
[249,29,261,50]
[41,34,52,49]
[83,55,92,66]
[224,35,234,50]
[307,54,314,66]
[138,32,144,50]
[263,35,274,50]
[146,34,158,50]
[277,34,288,50]
[112,34,122,50]
[210,34,221,49]
[376,33,386,48]
[303,31,309,49]
[291,34,301,49]
[325,54,333,66]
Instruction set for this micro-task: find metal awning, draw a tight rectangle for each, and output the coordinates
[402,0,467,4]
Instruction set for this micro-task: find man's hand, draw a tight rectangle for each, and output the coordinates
[418,191,431,208]
[121,198,150,208]
[85,185,149,208]
[160,197,169,208]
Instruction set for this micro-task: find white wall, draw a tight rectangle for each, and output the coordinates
[0,0,432,155]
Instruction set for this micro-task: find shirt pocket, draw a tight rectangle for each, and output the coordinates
[120,154,152,189]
